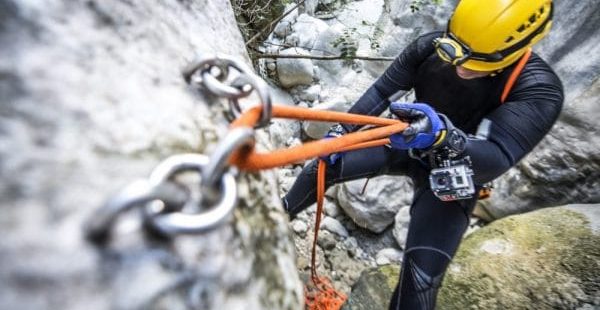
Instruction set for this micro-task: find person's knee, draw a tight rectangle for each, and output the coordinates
[403,247,450,287]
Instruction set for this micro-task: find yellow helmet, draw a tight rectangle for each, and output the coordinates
[434,0,553,71]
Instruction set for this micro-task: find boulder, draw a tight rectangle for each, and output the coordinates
[0,1,302,309]
[277,48,315,88]
[312,24,346,76]
[289,13,329,49]
[343,204,600,309]
[392,206,411,249]
[321,216,350,238]
[338,175,413,233]
[439,204,600,309]
[341,265,400,310]
[302,99,349,139]
[375,248,403,266]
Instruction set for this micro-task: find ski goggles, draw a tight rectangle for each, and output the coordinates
[433,33,504,66]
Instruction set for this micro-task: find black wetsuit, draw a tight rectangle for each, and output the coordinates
[283,32,563,309]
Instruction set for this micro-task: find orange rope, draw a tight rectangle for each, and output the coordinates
[303,160,347,310]
[312,159,326,281]
[229,105,406,171]
[221,54,531,305]
[227,104,406,310]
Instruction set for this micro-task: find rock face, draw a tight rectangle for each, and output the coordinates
[0,1,302,309]
[344,204,600,309]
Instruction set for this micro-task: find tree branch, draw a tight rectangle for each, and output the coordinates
[253,52,395,61]
[245,0,307,47]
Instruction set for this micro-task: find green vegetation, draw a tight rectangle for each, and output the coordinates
[231,0,287,44]
[331,28,359,64]
[410,0,444,13]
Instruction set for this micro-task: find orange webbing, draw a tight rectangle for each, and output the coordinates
[501,48,532,104]
[229,105,406,171]
[303,160,347,310]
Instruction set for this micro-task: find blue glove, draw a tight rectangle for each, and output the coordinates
[319,124,347,165]
[389,102,446,150]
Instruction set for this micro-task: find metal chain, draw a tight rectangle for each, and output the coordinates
[86,54,271,244]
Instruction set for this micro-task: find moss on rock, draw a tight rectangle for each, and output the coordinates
[343,205,600,309]
[438,207,600,309]
[341,264,400,310]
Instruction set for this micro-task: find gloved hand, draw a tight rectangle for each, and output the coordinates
[319,123,347,165]
[389,102,446,150]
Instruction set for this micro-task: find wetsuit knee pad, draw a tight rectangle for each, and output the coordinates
[390,247,451,310]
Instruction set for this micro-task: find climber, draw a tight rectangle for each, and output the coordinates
[283,0,563,309]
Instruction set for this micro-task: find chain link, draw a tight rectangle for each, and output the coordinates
[200,127,255,204]
[86,55,269,244]
[85,179,189,243]
[142,154,239,236]
[183,54,273,127]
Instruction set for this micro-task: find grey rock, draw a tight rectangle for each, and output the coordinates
[325,245,370,293]
[320,0,337,5]
[300,0,319,16]
[267,62,277,71]
[267,88,297,147]
[269,118,302,148]
[292,220,309,236]
[297,84,321,102]
[438,204,600,309]
[375,248,403,266]
[345,204,600,310]
[274,20,293,38]
[338,176,413,233]
[317,230,337,251]
[324,199,342,218]
[321,216,349,238]
[341,265,400,310]
[277,48,314,88]
[312,24,346,76]
[302,99,349,139]
[290,13,329,49]
[0,1,303,309]
[392,206,411,249]
[342,237,358,252]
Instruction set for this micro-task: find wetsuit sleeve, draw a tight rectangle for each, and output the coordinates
[342,32,440,132]
[464,61,564,185]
